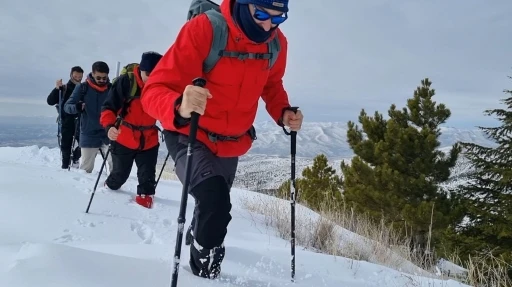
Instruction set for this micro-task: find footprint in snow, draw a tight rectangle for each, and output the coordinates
[162,218,173,227]
[53,229,84,243]
[73,176,91,184]
[130,221,163,244]
[75,219,104,228]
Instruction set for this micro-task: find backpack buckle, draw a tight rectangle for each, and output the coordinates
[254,53,269,60]
[207,132,218,143]
[237,53,250,60]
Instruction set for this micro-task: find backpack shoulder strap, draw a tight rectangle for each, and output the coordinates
[128,73,138,98]
[80,82,88,102]
[193,1,279,73]
[267,36,281,69]
[203,9,228,74]
[120,73,139,119]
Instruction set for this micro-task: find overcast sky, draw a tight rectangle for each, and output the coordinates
[0,0,511,128]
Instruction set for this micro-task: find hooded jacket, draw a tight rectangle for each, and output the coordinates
[100,65,160,151]
[140,0,291,157]
[64,73,111,148]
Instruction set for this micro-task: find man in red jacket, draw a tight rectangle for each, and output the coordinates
[100,51,163,209]
[141,0,303,279]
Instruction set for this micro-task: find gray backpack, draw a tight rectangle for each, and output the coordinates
[187,0,281,73]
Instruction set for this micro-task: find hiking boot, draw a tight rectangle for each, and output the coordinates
[185,224,194,246]
[61,158,70,169]
[72,147,81,162]
[189,241,225,279]
[185,216,195,246]
[70,160,79,168]
[135,194,154,209]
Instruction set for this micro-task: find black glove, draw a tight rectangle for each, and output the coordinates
[76,102,84,113]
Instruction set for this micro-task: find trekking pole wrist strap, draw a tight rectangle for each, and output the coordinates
[281,106,299,136]
[173,95,192,128]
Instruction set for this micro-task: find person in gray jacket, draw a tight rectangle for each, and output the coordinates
[64,61,113,173]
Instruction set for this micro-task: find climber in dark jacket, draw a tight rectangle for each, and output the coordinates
[46,65,84,169]
[64,61,113,174]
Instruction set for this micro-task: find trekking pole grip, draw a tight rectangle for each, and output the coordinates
[189,77,206,134]
[281,106,300,139]
[114,116,122,129]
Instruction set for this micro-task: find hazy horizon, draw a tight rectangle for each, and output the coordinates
[1,0,511,129]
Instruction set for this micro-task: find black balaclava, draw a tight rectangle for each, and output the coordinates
[232,2,276,43]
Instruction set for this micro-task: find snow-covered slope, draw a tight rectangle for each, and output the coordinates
[0,146,469,287]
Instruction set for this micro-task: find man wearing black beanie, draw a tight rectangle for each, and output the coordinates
[100,51,163,209]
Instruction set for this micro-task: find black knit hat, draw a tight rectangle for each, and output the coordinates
[139,51,163,74]
[236,0,289,13]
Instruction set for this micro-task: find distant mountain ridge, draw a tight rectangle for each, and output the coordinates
[0,116,494,191]
[0,116,496,160]
[246,121,496,159]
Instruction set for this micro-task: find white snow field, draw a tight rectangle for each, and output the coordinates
[0,146,470,287]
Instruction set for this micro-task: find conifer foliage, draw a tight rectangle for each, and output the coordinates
[340,78,461,251]
[453,77,512,266]
[278,154,341,211]
[299,154,342,210]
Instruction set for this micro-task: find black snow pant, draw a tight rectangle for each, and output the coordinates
[105,141,159,196]
[163,130,238,279]
[60,116,80,168]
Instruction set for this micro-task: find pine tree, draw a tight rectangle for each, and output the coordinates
[341,78,461,252]
[453,77,512,267]
[300,154,342,210]
[278,154,341,211]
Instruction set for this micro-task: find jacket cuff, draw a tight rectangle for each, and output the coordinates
[173,95,191,128]
[277,106,292,127]
[105,124,114,133]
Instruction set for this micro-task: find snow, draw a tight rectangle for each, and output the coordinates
[0,145,471,287]
[436,258,469,278]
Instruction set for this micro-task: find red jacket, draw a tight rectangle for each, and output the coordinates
[140,0,291,158]
[100,65,159,151]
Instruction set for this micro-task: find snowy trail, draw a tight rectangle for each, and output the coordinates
[0,146,470,287]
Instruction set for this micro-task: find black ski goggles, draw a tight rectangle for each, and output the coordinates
[253,5,288,25]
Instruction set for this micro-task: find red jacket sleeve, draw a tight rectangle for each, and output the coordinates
[140,15,212,129]
[100,110,117,129]
[260,30,291,126]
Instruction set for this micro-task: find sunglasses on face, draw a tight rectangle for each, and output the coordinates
[253,5,288,25]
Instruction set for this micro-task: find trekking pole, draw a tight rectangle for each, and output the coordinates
[155,152,170,189]
[281,106,299,283]
[68,117,80,171]
[98,148,109,176]
[116,61,121,77]
[57,88,63,154]
[85,116,122,213]
[170,77,206,287]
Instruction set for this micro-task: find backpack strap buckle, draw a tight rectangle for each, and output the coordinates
[207,132,240,142]
[219,50,272,61]
[200,126,257,143]
[237,53,250,60]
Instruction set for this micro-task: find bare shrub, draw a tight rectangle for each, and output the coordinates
[237,191,433,277]
[465,251,511,287]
